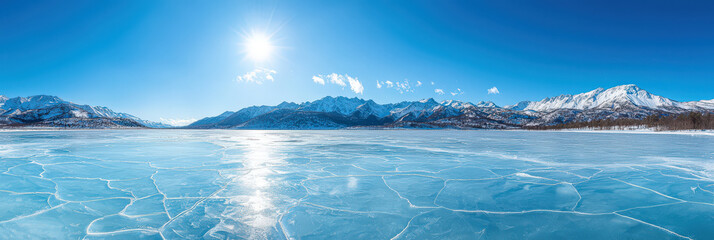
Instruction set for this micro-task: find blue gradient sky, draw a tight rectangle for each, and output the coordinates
[2,0,714,123]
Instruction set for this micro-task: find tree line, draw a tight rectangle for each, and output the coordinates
[529,112,714,131]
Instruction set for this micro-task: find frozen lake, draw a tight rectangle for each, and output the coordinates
[0,130,713,239]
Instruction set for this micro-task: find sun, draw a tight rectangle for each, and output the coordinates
[245,33,273,62]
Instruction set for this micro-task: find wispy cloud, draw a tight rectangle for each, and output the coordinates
[394,80,412,93]
[435,89,445,95]
[312,76,325,85]
[313,73,363,94]
[451,88,463,96]
[378,79,414,94]
[236,68,276,84]
[416,81,422,87]
[325,73,347,86]
[430,81,435,85]
[159,118,197,127]
[348,76,364,94]
[487,86,500,94]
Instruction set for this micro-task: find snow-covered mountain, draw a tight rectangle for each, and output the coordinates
[389,98,441,120]
[298,96,366,115]
[352,100,391,118]
[9,84,708,130]
[188,97,526,129]
[0,95,169,128]
[188,84,713,129]
[505,84,709,112]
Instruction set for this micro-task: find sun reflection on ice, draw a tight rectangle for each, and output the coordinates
[210,131,285,238]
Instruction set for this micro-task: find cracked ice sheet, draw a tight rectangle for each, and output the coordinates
[0,130,712,239]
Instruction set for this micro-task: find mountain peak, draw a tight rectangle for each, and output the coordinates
[475,101,498,108]
[440,100,474,109]
[299,96,367,115]
[505,101,532,111]
[1,95,67,110]
[607,84,642,94]
[615,83,638,89]
[419,98,437,104]
[277,101,299,109]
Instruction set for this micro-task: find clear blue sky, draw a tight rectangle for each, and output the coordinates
[2,0,714,123]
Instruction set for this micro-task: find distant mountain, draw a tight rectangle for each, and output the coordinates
[188,84,713,129]
[186,96,531,129]
[0,95,169,128]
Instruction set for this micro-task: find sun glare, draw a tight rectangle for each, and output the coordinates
[245,33,273,62]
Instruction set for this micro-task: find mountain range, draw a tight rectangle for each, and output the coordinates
[0,95,169,128]
[1,84,712,129]
[187,84,714,129]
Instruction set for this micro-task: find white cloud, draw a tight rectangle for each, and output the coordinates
[379,79,413,94]
[347,75,364,94]
[396,80,412,93]
[487,86,500,94]
[416,81,422,87]
[430,81,435,85]
[313,73,363,94]
[159,118,197,127]
[312,76,325,85]
[326,73,347,86]
[451,88,463,96]
[236,68,276,84]
[435,89,445,95]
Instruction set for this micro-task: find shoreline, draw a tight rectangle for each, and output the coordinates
[511,128,714,136]
[1,127,712,136]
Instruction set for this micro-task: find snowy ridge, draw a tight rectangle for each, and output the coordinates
[507,84,689,112]
[441,100,475,109]
[389,98,441,119]
[475,101,498,108]
[683,99,714,110]
[298,96,366,115]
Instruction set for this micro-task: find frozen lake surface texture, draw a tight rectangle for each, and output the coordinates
[1,130,713,239]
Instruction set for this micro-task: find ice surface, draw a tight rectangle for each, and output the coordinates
[0,130,712,239]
